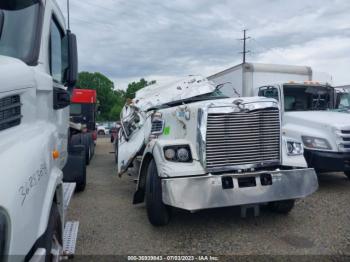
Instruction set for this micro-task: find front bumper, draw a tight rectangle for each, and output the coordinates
[161,168,318,211]
[304,149,350,172]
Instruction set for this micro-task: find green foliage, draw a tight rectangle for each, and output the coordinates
[125,78,156,99]
[76,72,155,121]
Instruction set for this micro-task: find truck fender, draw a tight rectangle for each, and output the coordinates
[133,141,163,204]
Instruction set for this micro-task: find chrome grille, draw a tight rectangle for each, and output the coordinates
[206,108,280,171]
[151,119,164,134]
[338,130,350,152]
[0,95,22,131]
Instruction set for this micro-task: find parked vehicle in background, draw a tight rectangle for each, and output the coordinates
[68,88,97,164]
[97,124,109,135]
[209,63,350,179]
[0,0,79,259]
[117,76,318,226]
[110,121,121,143]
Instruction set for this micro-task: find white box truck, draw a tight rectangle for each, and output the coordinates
[117,75,318,226]
[0,0,81,260]
[209,63,350,179]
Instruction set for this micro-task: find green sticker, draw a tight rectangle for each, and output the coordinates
[163,126,170,135]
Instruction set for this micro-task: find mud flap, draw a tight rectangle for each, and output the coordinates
[63,145,85,184]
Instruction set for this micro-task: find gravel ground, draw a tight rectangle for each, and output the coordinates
[68,138,350,258]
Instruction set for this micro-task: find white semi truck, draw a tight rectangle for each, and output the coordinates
[209,63,350,179]
[0,0,80,260]
[117,75,318,226]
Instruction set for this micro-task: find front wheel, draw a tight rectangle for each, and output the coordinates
[268,199,295,214]
[41,204,62,262]
[344,171,350,180]
[145,160,170,226]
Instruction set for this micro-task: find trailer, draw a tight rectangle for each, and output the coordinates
[117,76,318,226]
[0,0,79,260]
[209,63,350,178]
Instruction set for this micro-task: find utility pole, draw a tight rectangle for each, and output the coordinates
[67,0,70,30]
[239,29,250,64]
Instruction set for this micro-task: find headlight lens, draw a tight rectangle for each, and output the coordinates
[177,148,190,162]
[286,141,304,155]
[164,148,176,159]
[302,136,331,150]
[163,145,192,162]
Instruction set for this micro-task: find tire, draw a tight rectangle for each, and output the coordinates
[82,134,91,165]
[40,204,62,262]
[114,138,118,164]
[268,199,295,214]
[98,130,105,135]
[344,171,350,180]
[90,140,95,158]
[76,148,87,192]
[110,135,114,143]
[145,160,170,226]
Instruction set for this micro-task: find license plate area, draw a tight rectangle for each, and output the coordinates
[238,177,256,188]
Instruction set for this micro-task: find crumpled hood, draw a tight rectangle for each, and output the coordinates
[285,111,350,129]
[0,55,35,93]
[134,76,216,111]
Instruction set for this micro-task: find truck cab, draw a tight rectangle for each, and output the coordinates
[0,0,78,260]
[256,82,350,178]
[69,88,97,162]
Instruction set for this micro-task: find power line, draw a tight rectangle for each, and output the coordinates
[238,29,250,64]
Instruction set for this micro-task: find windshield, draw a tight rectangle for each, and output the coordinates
[70,104,82,115]
[336,92,350,110]
[0,0,40,63]
[283,85,333,111]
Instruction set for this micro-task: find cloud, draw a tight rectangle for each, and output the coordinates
[57,0,350,89]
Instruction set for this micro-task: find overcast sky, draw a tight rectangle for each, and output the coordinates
[58,0,350,90]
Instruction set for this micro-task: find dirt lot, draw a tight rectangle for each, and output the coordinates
[68,137,350,257]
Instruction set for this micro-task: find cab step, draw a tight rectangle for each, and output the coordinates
[63,183,76,212]
[62,221,79,259]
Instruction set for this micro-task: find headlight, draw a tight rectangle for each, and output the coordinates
[286,140,304,155]
[163,145,192,162]
[302,136,332,150]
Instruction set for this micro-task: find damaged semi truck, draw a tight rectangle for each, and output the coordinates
[0,0,80,260]
[117,76,318,226]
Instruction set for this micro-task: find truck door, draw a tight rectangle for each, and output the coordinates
[117,106,146,175]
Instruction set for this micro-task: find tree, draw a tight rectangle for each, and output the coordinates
[76,72,118,121]
[76,72,156,121]
[125,78,156,99]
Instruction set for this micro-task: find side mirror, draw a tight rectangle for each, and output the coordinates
[65,30,78,91]
[53,87,71,110]
[0,10,4,37]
